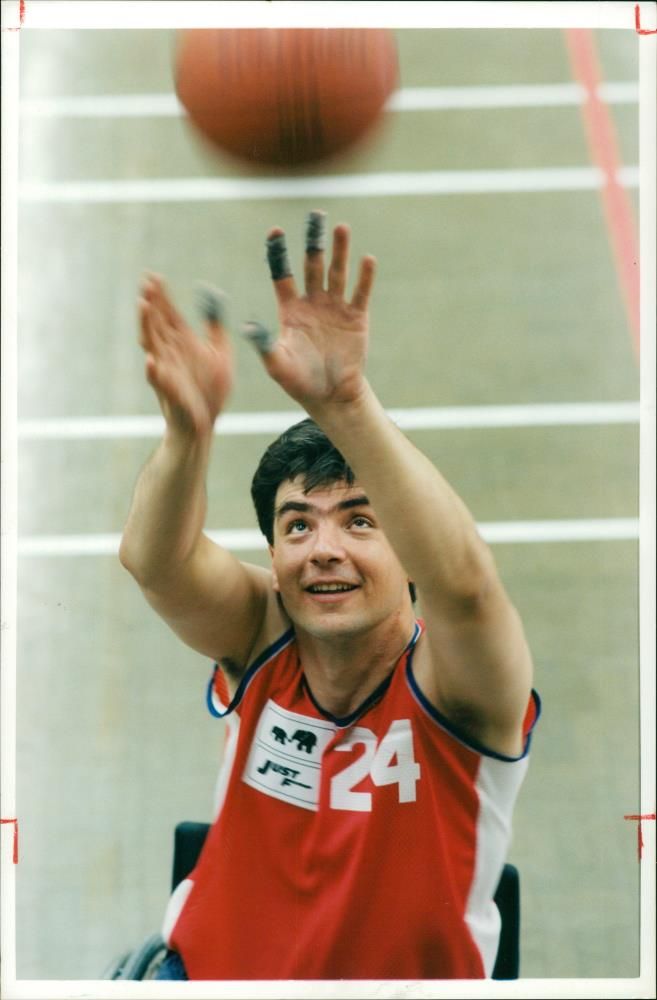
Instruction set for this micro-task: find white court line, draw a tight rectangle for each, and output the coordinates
[17,165,640,205]
[17,519,640,557]
[17,82,639,118]
[390,82,639,110]
[17,402,641,441]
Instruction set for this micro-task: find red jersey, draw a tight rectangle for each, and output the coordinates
[163,622,540,980]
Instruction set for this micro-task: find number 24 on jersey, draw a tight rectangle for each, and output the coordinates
[331,719,421,812]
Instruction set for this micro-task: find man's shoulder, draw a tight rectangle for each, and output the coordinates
[218,582,293,696]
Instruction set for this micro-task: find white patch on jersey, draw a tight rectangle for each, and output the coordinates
[465,754,529,975]
[242,699,336,811]
[162,877,194,947]
[212,712,240,820]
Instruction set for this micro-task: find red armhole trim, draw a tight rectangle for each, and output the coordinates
[522,691,540,737]
[213,668,230,705]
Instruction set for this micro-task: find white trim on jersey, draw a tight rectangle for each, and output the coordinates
[465,754,530,975]
[212,713,241,820]
[162,877,194,948]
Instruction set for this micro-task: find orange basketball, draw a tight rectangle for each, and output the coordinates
[173,28,399,168]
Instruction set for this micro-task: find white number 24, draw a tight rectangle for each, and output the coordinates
[330,719,421,812]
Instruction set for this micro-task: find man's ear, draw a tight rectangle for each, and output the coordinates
[269,545,280,592]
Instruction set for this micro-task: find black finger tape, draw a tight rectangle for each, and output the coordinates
[266,234,292,281]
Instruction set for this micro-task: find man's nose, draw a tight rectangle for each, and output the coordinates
[310,522,346,564]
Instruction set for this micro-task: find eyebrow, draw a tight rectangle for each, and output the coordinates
[275,495,371,520]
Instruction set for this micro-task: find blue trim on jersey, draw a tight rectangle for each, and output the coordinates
[302,622,423,729]
[206,628,296,719]
[302,672,392,729]
[405,651,542,762]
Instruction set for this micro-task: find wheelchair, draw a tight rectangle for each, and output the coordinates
[103,821,521,980]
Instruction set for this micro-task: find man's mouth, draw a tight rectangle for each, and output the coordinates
[305,583,359,594]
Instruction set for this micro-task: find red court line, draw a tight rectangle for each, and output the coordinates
[565,29,640,357]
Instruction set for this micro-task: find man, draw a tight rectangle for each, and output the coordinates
[120,211,539,980]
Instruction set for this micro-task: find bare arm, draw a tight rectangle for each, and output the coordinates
[120,275,281,667]
[311,388,532,753]
[246,213,532,752]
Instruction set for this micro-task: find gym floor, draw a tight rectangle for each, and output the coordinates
[5,5,653,992]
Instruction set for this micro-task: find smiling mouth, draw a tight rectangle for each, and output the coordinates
[305,583,359,594]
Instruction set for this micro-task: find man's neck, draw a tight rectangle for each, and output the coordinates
[295,610,417,719]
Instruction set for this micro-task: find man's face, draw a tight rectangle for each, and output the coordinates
[269,477,412,640]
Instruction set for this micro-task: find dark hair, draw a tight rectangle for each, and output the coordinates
[251,418,354,545]
[251,418,416,603]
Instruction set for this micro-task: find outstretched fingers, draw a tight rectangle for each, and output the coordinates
[327,223,351,299]
[138,295,154,352]
[350,254,377,312]
[138,291,171,357]
[195,281,230,348]
[240,320,285,390]
[242,320,276,355]
[141,272,185,332]
[138,273,179,354]
[267,228,297,305]
[141,319,174,396]
[304,209,327,295]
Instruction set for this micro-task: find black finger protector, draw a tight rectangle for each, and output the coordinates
[241,320,275,354]
[195,282,227,324]
[266,233,293,281]
[305,210,326,256]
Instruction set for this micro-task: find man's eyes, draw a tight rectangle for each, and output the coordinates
[284,514,374,535]
[286,519,309,534]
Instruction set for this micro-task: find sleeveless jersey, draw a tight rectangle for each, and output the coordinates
[163,622,540,980]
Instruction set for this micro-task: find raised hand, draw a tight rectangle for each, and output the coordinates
[138,274,234,436]
[244,211,376,410]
